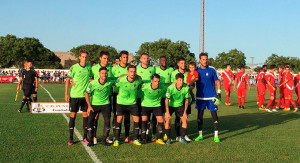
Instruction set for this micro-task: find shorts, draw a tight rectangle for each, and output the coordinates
[223,85,231,94]
[31,86,37,95]
[237,88,247,97]
[111,93,117,114]
[267,88,276,97]
[279,87,284,94]
[69,97,87,112]
[187,104,191,115]
[284,89,293,98]
[91,104,111,117]
[169,106,185,117]
[116,104,139,116]
[137,98,142,113]
[22,86,33,97]
[257,87,266,96]
[161,98,166,113]
[195,100,218,111]
[141,107,163,116]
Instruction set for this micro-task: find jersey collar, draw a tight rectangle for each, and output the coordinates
[175,84,183,91]
[98,78,107,85]
[78,63,86,68]
[151,84,159,90]
[127,76,135,83]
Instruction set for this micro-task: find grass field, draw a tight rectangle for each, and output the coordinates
[0,84,300,162]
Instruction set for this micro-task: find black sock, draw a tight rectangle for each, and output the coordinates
[69,117,75,140]
[157,122,164,139]
[211,111,219,131]
[26,99,31,111]
[181,127,187,139]
[83,117,88,139]
[33,97,37,102]
[112,116,117,138]
[19,99,26,111]
[93,117,98,138]
[141,121,147,140]
[165,129,171,139]
[175,116,181,137]
[115,122,122,140]
[197,110,204,131]
[103,116,110,142]
[124,115,130,137]
[152,115,157,135]
[133,122,140,140]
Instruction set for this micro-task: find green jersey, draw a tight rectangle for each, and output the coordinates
[171,69,188,84]
[91,63,113,79]
[155,66,174,84]
[136,65,155,83]
[141,83,166,107]
[68,63,92,98]
[166,83,190,107]
[86,78,116,105]
[112,64,128,77]
[114,76,142,105]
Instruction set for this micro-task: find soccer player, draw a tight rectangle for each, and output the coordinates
[17,59,38,112]
[233,66,250,109]
[194,52,221,143]
[165,73,190,145]
[140,74,165,145]
[85,67,115,146]
[276,65,286,109]
[256,65,267,110]
[279,65,298,111]
[113,65,143,146]
[65,49,92,146]
[111,50,133,143]
[91,50,113,144]
[264,65,277,112]
[294,72,300,112]
[220,64,234,106]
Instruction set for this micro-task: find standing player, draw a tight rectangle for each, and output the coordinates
[194,52,221,143]
[233,66,250,109]
[140,74,165,145]
[113,65,143,146]
[165,73,190,144]
[85,67,115,146]
[17,60,38,112]
[276,65,286,109]
[111,51,132,143]
[264,65,277,112]
[186,62,199,103]
[65,49,92,146]
[220,64,234,106]
[294,72,300,112]
[279,65,298,111]
[256,65,267,110]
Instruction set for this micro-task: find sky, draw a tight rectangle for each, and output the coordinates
[1,0,299,65]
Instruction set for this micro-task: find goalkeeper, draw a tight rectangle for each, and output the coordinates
[194,52,221,143]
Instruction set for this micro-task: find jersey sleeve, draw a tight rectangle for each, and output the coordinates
[185,86,191,99]
[86,82,93,95]
[68,66,75,78]
[213,69,219,81]
[165,86,171,99]
[141,83,146,92]
[91,66,95,78]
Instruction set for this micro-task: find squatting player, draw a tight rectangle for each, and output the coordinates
[65,49,92,145]
[234,66,250,109]
[195,52,221,143]
[220,64,234,106]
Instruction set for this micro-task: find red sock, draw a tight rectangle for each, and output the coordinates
[298,98,300,106]
[242,97,245,106]
[285,99,290,109]
[290,99,297,108]
[272,100,275,109]
[281,98,285,108]
[266,99,273,109]
[238,97,241,106]
[276,97,281,107]
[226,95,229,103]
[259,96,264,107]
[257,96,260,103]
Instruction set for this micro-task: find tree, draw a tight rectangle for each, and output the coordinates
[135,39,196,67]
[265,54,300,73]
[213,49,246,70]
[0,34,62,68]
[70,44,119,63]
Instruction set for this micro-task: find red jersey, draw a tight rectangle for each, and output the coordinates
[221,70,234,86]
[236,72,249,89]
[186,70,199,84]
[265,72,276,90]
[278,70,286,84]
[294,73,300,92]
[256,71,266,88]
[284,72,294,91]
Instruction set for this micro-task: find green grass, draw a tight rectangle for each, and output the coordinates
[0,84,300,162]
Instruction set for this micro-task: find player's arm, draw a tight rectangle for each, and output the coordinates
[17,77,23,91]
[279,79,289,87]
[85,92,94,115]
[34,76,38,92]
[183,98,189,119]
[246,79,251,91]
[65,77,71,102]
[165,98,171,120]
[233,78,237,91]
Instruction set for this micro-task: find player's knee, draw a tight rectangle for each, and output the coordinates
[117,116,123,123]
[141,116,148,121]
[82,112,88,117]
[156,116,164,123]
[70,112,77,118]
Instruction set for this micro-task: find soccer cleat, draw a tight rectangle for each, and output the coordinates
[227,102,231,106]
[176,136,181,142]
[275,106,279,109]
[185,135,192,142]
[257,102,259,105]
[166,139,171,145]
[102,141,110,146]
[18,109,21,113]
[83,138,89,144]
[106,137,113,144]
[195,135,204,141]
[241,106,245,109]
[151,135,157,142]
[133,140,142,146]
[163,134,168,141]
[259,108,265,111]
[155,139,165,145]
[214,136,220,143]
[239,106,242,109]
[272,109,278,112]
[68,140,74,146]
[265,109,272,112]
[93,137,97,144]
[87,141,94,147]
[294,108,298,112]
[225,102,228,106]
[181,138,188,144]
[124,137,134,143]
[141,139,147,144]
[113,140,119,147]
[284,108,290,111]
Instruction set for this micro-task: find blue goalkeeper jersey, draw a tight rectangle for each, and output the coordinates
[196,66,219,100]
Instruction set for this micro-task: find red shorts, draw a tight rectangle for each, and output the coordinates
[237,88,246,97]
[267,88,276,97]
[284,89,293,98]
[223,85,231,94]
[279,87,284,94]
[257,87,266,96]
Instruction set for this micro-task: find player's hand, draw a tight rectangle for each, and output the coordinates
[182,112,188,120]
[87,106,94,116]
[272,87,276,91]
[165,112,171,121]
[17,86,20,91]
[213,97,221,106]
[35,87,38,92]
[70,81,76,86]
[65,94,69,102]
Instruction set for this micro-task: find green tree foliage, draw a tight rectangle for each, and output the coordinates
[70,44,119,63]
[0,34,62,68]
[135,39,196,67]
[213,49,246,70]
[265,54,300,73]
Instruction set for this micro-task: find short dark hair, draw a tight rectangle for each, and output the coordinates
[175,73,184,80]
[270,65,276,69]
[140,53,148,58]
[226,64,231,67]
[99,67,108,72]
[100,50,110,58]
[119,50,129,58]
[189,62,196,67]
[79,49,88,56]
[27,59,33,63]
[151,74,160,80]
[177,57,185,63]
[240,65,245,69]
[199,52,208,59]
[262,65,267,69]
[159,56,167,60]
[279,65,284,69]
[127,65,136,71]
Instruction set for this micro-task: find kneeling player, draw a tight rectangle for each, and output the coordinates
[165,73,190,145]
[85,67,115,146]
